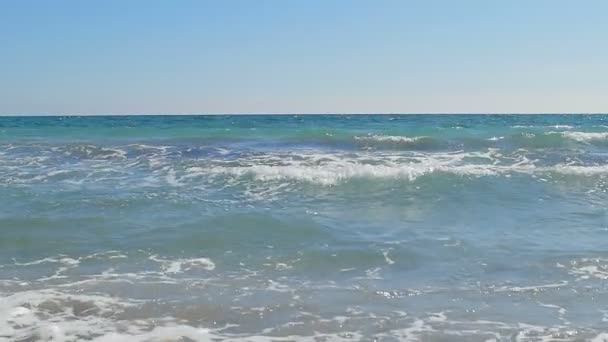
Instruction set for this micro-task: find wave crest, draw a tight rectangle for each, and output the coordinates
[353,135,428,143]
[553,131,608,142]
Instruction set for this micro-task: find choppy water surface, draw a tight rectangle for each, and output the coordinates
[2,115,608,341]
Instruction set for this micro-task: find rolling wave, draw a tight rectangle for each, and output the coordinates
[553,131,608,142]
[2,144,608,189]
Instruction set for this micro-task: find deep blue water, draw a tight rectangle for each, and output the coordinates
[1,115,608,341]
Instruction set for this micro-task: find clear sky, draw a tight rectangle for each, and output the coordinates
[1,0,607,114]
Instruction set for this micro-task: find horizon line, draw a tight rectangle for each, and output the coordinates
[1,112,608,117]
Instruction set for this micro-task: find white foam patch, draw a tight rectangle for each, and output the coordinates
[592,333,608,342]
[382,250,395,265]
[551,131,608,142]
[538,302,569,325]
[188,149,608,186]
[568,258,608,280]
[60,145,128,160]
[13,256,80,267]
[165,168,182,187]
[10,256,81,281]
[550,164,608,175]
[0,287,604,341]
[89,325,211,342]
[551,125,574,129]
[149,255,216,273]
[493,281,568,293]
[353,135,428,143]
[3,144,608,189]
[512,125,574,129]
[0,289,139,342]
[198,150,529,186]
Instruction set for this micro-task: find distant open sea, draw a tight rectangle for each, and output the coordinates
[2,115,608,341]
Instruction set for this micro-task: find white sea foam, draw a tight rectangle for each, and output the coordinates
[3,144,608,191]
[197,150,523,186]
[551,131,608,142]
[191,150,607,186]
[149,255,216,273]
[0,289,139,342]
[538,302,569,325]
[592,333,608,342]
[10,256,81,281]
[382,249,395,265]
[62,145,128,160]
[353,135,428,143]
[568,258,608,280]
[512,125,573,129]
[89,325,212,342]
[1,285,604,342]
[551,125,574,129]
[550,164,608,175]
[13,256,80,267]
[493,281,568,293]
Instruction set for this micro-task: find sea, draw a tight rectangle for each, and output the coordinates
[1,114,608,341]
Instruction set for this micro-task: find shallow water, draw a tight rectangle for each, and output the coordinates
[1,115,608,341]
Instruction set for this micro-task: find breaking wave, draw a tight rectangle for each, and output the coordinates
[2,144,608,189]
[553,131,608,142]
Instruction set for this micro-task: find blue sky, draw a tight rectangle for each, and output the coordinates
[1,0,607,114]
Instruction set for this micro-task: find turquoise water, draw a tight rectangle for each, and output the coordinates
[1,115,608,341]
